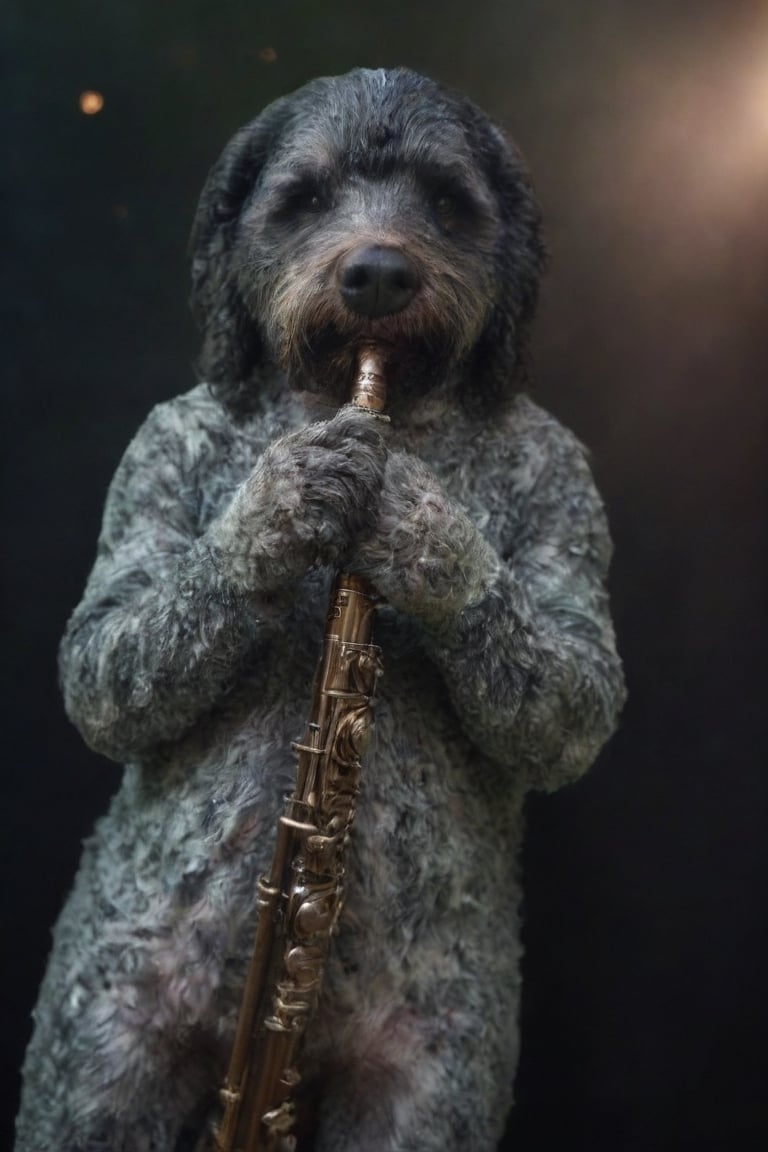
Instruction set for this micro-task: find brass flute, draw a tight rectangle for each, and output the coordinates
[211,346,387,1152]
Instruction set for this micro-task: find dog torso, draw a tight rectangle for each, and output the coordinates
[63,375,548,1002]
[35,377,574,1137]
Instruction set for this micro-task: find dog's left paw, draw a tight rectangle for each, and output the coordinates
[349,451,499,626]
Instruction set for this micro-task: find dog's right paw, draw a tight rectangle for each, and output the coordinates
[299,403,389,546]
[209,406,388,592]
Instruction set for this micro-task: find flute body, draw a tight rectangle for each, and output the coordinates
[211,348,387,1152]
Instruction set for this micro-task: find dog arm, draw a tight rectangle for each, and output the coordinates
[425,564,624,791]
[59,401,282,762]
[352,414,625,789]
[422,427,626,790]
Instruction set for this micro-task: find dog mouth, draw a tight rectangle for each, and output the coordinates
[260,237,490,402]
[283,322,459,407]
[275,283,474,403]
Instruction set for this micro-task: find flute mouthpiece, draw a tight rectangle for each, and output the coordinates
[351,345,387,412]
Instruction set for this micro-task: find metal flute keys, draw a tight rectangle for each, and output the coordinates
[211,346,387,1152]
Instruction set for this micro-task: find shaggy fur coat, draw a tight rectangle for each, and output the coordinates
[16,67,626,1152]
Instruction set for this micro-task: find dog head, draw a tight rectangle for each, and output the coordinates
[190,68,544,414]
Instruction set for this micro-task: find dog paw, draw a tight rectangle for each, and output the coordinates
[350,451,498,624]
[209,406,388,592]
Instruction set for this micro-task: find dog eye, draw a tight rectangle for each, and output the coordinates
[285,182,328,215]
[267,179,329,223]
[431,188,476,232]
[297,189,324,212]
[434,194,457,216]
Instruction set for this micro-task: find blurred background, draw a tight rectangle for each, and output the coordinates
[3,1,767,1148]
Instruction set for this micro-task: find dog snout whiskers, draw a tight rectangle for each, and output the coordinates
[338,244,421,318]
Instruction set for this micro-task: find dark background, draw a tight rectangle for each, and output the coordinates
[3,1,767,1149]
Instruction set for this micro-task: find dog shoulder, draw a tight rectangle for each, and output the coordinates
[130,381,292,480]
[99,384,255,540]
[143,382,238,464]
[497,393,596,493]
[472,394,606,557]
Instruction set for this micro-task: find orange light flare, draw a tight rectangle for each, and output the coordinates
[79,90,104,116]
[647,36,768,206]
[574,26,768,279]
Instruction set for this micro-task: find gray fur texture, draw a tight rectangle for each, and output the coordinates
[16,68,626,1152]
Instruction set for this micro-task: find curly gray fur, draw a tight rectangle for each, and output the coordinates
[16,68,625,1152]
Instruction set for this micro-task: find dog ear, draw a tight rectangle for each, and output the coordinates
[465,118,546,406]
[189,98,293,412]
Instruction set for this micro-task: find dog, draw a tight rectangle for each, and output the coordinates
[16,68,626,1151]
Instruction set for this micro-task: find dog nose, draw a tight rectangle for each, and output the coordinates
[338,245,421,317]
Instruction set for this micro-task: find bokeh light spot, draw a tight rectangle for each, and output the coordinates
[79,91,104,115]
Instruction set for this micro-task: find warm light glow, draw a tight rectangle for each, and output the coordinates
[258,46,278,64]
[79,91,104,115]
